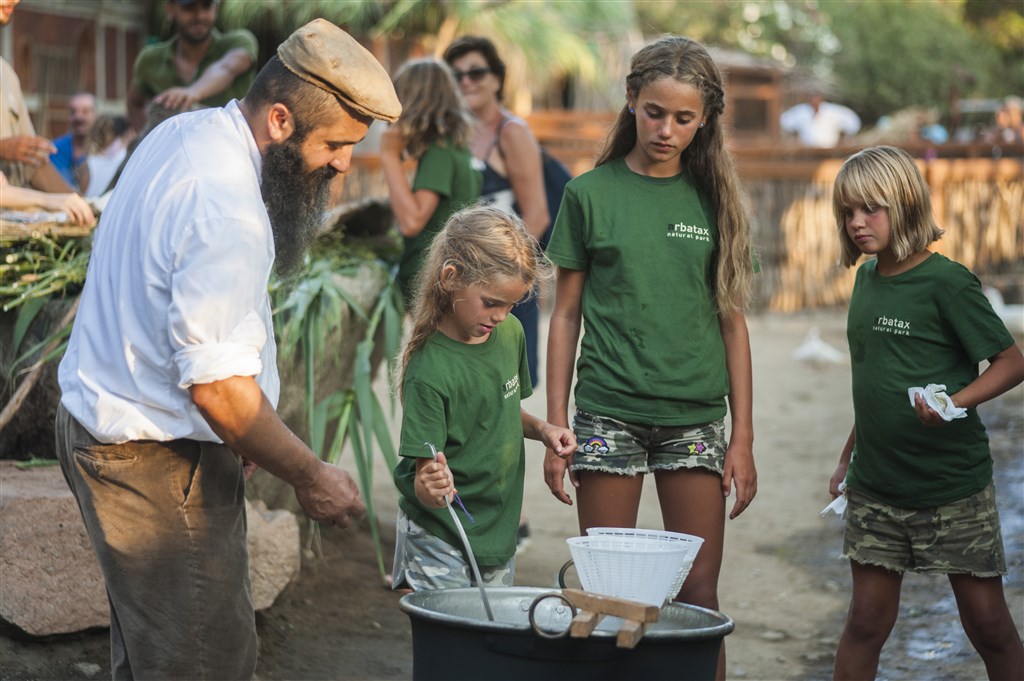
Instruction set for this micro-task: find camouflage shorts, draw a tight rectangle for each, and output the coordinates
[391,509,515,591]
[569,409,726,476]
[843,483,1007,576]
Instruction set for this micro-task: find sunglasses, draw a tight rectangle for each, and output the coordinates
[452,67,491,83]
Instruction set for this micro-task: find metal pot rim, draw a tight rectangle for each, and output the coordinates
[399,586,735,640]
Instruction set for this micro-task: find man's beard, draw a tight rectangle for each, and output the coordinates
[261,138,334,278]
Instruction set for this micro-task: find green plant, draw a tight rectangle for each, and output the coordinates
[3,229,405,581]
[272,253,404,581]
[1,235,88,385]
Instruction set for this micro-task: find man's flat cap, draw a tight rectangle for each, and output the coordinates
[277,19,401,123]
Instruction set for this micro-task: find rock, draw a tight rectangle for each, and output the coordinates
[246,499,300,611]
[0,461,299,636]
[72,661,102,678]
[0,461,108,635]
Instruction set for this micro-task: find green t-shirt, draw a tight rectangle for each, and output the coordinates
[846,254,1015,508]
[397,140,482,305]
[545,157,727,426]
[393,316,532,565]
[132,28,258,107]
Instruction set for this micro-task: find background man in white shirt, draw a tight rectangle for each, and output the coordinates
[780,92,862,148]
[55,20,400,680]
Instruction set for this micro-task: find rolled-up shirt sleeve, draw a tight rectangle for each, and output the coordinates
[169,216,274,389]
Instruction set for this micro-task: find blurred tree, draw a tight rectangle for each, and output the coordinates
[962,0,1024,95]
[823,0,1001,124]
[216,0,640,112]
[634,0,837,75]
[634,1,1005,126]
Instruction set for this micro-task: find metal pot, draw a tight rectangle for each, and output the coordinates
[399,587,733,681]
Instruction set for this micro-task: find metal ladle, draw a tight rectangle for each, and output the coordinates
[424,442,494,621]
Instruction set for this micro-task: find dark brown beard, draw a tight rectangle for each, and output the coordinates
[260,138,335,278]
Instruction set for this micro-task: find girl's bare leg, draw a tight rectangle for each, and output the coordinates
[574,470,645,534]
[948,573,1024,680]
[655,468,727,680]
[833,561,903,681]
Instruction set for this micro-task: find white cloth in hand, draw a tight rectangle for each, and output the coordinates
[907,383,967,421]
[820,480,847,518]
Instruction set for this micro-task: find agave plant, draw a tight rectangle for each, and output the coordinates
[2,227,406,580]
[272,251,404,581]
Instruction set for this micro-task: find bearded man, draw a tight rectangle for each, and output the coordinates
[56,20,400,681]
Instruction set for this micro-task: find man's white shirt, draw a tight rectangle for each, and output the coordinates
[59,100,280,443]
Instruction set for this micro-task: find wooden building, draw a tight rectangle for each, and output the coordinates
[0,0,149,138]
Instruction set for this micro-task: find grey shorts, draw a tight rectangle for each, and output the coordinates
[391,508,515,591]
[569,409,726,477]
[843,483,1007,576]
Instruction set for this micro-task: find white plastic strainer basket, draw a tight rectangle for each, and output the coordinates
[567,528,704,606]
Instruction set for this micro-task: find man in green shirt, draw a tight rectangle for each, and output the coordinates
[127,0,258,131]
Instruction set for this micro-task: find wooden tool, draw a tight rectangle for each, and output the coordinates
[560,588,660,649]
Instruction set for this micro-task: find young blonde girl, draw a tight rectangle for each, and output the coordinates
[380,58,482,305]
[829,146,1024,680]
[391,205,575,591]
[543,35,757,680]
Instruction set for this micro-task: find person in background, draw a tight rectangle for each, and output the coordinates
[56,20,400,679]
[0,171,94,225]
[81,114,135,198]
[380,58,482,306]
[982,98,1024,146]
[390,206,575,592]
[543,36,758,681]
[828,145,1024,681]
[443,35,549,390]
[780,91,861,148]
[49,91,97,190]
[0,0,76,194]
[127,0,258,132]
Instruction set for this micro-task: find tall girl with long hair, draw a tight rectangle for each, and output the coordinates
[380,58,482,306]
[543,35,757,679]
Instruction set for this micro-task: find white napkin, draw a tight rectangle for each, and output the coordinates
[820,479,847,518]
[907,383,967,421]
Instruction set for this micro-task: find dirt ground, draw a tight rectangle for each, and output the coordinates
[1,309,1021,681]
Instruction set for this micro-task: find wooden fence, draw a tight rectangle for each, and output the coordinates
[346,113,1023,312]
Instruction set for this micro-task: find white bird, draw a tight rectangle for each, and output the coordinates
[983,286,1024,338]
[792,326,846,366]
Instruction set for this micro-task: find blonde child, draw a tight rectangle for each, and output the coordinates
[543,35,757,680]
[380,58,482,306]
[829,146,1024,680]
[391,205,576,590]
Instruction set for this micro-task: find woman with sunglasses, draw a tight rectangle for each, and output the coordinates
[443,35,549,392]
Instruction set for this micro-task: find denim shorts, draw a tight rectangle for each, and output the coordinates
[843,483,1007,576]
[569,409,727,477]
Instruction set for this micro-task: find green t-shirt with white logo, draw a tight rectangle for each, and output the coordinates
[393,316,531,565]
[846,254,1014,508]
[546,157,727,426]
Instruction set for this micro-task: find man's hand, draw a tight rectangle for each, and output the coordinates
[152,86,200,112]
[0,135,56,167]
[293,460,365,527]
